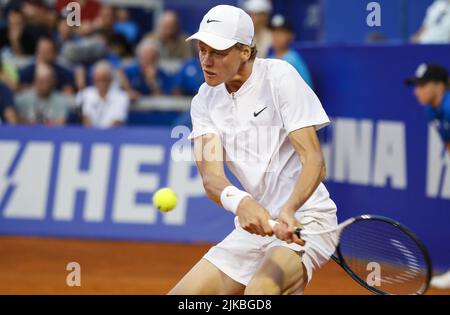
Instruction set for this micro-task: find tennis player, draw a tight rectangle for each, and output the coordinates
[169,5,338,295]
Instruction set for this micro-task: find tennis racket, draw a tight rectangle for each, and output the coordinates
[269,214,432,295]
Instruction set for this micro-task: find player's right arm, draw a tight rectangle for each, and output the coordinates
[193,133,273,236]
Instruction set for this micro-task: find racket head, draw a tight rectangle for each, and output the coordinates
[334,215,432,295]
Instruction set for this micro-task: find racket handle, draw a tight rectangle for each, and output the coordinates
[268,219,303,238]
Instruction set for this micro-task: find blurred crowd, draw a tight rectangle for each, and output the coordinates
[0,0,315,128]
[0,0,448,128]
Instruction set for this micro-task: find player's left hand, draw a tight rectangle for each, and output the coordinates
[274,209,305,246]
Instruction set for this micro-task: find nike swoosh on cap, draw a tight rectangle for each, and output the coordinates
[206,18,221,23]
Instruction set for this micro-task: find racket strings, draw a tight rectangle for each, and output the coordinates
[338,220,429,295]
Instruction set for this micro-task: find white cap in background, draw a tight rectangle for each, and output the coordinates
[186,5,254,50]
[242,0,273,13]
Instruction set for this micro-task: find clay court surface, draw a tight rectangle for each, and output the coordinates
[0,236,448,295]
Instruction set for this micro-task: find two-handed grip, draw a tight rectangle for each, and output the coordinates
[268,219,302,238]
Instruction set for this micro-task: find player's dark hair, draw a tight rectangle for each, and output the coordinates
[234,43,257,61]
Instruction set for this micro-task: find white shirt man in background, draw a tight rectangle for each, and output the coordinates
[411,0,450,44]
[77,60,129,128]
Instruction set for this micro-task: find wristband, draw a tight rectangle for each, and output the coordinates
[220,186,251,215]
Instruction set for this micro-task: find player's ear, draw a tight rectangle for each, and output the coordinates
[240,45,251,62]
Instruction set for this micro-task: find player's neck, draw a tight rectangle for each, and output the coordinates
[225,60,254,93]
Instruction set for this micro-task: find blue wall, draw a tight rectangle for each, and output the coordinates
[321,0,435,43]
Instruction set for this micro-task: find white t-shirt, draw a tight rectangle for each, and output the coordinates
[189,58,336,218]
[78,86,129,128]
[419,0,450,43]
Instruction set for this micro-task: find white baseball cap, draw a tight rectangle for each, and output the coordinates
[186,5,254,51]
[242,0,273,13]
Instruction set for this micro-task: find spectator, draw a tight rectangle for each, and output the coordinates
[0,81,19,125]
[114,7,139,45]
[405,63,450,156]
[78,60,129,128]
[118,39,172,100]
[15,63,69,125]
[268,14,313,88]
[19,37,75,94]
[59,4,131,62]
[56,0,102,36]
[144,10,191,61]
[0,55,19,91]
[59,30,109,67]
[171,43,204,96]
[411,0,450,44]
[0,8,48,57]
[56,0,102,22]
[242,0,273,58]
[19,0,57,30]
[92,5,133,58]
[54,12,78,53]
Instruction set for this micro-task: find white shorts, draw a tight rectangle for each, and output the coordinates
[203,211,338,294]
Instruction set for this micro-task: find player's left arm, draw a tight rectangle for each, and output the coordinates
[274,125,326,244]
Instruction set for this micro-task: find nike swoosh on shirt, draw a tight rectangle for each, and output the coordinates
[253,107,268,117]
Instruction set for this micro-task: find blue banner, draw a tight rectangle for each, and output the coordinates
[0,126,234,243]
[300,43,450,270]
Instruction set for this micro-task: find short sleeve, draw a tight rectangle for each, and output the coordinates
[187,93,219,140]
[276,61,330,133]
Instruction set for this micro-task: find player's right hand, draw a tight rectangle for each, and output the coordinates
[236,197,274,237]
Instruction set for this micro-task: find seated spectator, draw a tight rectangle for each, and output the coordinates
[19,37,75,94]
[0,81,19,125]
[268,14,314,89]
[59,4,130,66]
[54,12,78,55]
[144,10,191,62]
[411,0,450,44]
[0,55,19,91]
[118,39,172,100]
[171,43,203,96]
[114,7,139,45]
[56,0,102,36]
[56,0,102,22]
[93,5,133,58]
[77,60,129,128]
[19,0,57,31]
[15,63,69,125]
[0,8,48,57]
[242,0,273,58]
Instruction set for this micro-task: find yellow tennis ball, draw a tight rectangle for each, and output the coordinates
[153,187,177,212]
